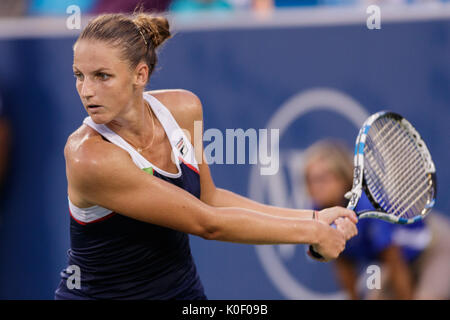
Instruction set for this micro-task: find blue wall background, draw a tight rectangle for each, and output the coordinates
[0,18,448,299]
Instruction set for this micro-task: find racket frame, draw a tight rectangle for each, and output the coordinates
[346,111,437,224]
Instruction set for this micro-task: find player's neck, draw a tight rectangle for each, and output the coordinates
[106,96,154,146]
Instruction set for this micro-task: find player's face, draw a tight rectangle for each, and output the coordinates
[72,40,136,124]
[305,158,347,208]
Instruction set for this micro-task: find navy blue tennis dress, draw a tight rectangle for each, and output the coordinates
[55,93,206,299]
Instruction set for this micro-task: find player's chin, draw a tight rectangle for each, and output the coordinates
[87,111,111,125]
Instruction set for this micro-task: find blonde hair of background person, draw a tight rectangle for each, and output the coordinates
[54,11,357,299]
[303,139,450,300]
[304,139,353,210]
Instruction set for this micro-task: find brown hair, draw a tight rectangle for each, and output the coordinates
[303,139,354,192]
[77,12,171,81]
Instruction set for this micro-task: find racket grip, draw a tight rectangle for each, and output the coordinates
[307,223,336,261]
[308,245,326,260]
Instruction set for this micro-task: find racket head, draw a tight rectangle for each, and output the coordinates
[347,111,437,224]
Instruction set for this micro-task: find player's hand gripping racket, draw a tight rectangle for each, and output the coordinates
[309,111,437,260]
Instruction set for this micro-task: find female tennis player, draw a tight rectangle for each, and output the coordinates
[54,12,357,300]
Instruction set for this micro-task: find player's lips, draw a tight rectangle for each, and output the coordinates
[87,104,103,109]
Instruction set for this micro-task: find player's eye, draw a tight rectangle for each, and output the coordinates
[73,72,84,81]
[96,72,110,81]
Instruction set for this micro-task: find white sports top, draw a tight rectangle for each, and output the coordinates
[68,93,199,224]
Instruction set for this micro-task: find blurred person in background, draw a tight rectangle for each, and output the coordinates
[0,0,28,17]
[15,0,450,16]
[273,0,448,7]
[170,0,233,12]
[0,91,12,221]
[303,139,450,299]
[27,0,172,16]
[92,0,173,14]
[170,0,277,12]
[27,0,98,15]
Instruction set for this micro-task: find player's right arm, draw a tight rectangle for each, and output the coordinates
[65,131,345,258]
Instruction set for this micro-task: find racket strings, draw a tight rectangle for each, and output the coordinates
[364,119,397,180]
[367,129,425,205]
[365,122,422,201]
[397,176,433,217]
[366,153,425,215]
[367,123,417,180]
[371,144,431,217]
[365,153,423,215]
[369,147,429,218]
[363,117,433,219]
[379,123,430,217]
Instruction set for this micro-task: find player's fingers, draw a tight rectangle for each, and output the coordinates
[337,207,358,223]
[334,217,345,225]
[341,218,358,239]
[335,217,357,241]
[329,207,358,224]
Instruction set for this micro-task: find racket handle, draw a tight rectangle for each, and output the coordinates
[307,223,336,261]
[308,245,326,260]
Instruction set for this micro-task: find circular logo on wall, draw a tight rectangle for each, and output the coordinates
[248,87,369,299]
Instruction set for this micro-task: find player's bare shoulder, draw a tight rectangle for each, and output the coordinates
[147,89,203,133]
[65,124,105,166]
[64,125,130,183]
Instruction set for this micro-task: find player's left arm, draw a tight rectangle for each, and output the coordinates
[179,90,314,219]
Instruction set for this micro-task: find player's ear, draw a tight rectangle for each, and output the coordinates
[133,62,149,87]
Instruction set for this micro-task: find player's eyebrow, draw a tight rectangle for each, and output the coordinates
[72,66,112,73]
[91,68,112,73]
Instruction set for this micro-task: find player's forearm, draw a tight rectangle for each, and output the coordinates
[89,171,319,245]
[205,187,314,220]
[203,206,322,245]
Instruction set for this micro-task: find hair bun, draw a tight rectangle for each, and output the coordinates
[133,14,171,49]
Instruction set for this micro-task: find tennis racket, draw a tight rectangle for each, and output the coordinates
[308,111,437,260]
